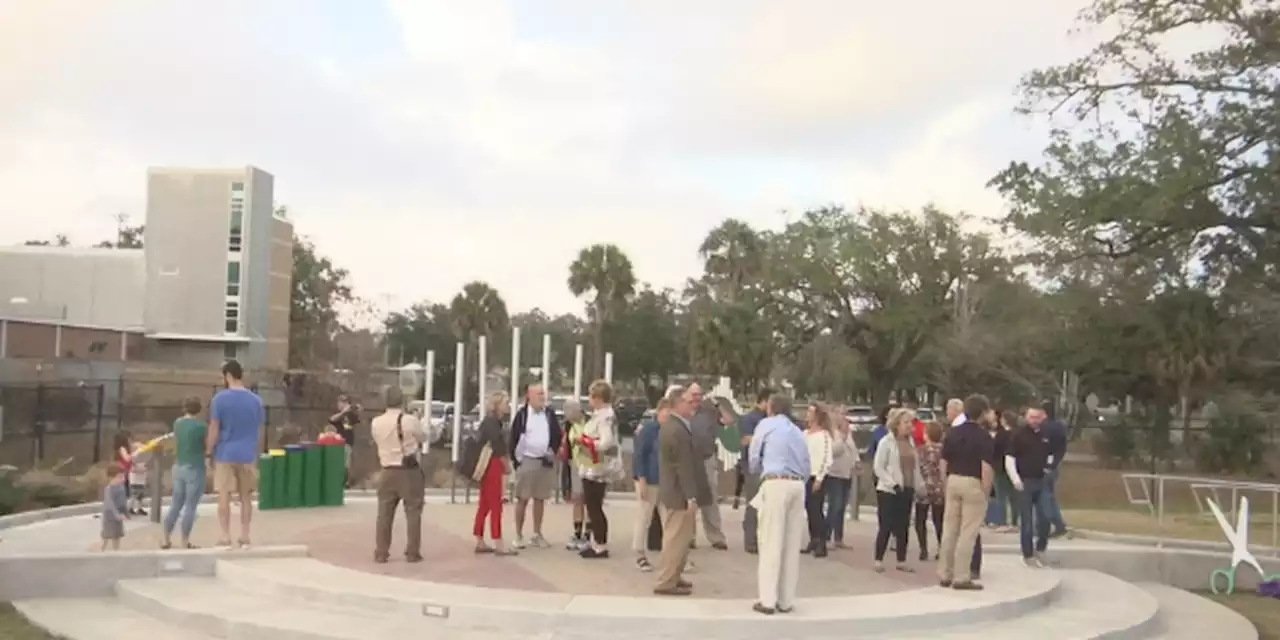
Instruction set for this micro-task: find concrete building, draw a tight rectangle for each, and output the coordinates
[0,166,293,370]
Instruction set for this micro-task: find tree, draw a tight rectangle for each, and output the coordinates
[289,234,354,369]
[95,225,144,249]
[449,281,510,405]
[606,286,686,397]
[24,234,69,247]
[684,277,774,394]
[989,0,1279,296]
[383,302,459,401]
[764,205,1004,407]
[568,244,636,380]
[699,218,767,302]
[510,309,587,390]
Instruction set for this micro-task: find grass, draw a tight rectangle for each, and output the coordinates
[0,603,62,640]
[1204,593,1280,640]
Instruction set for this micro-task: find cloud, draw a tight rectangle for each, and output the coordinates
[0,0,1092,318]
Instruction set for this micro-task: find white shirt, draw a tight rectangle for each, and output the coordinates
[951,413,966,427]
[516,407,551,459]
[805,430,833,481]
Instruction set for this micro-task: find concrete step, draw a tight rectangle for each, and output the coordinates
[12,597,217,640]
[212,555,1062,638]
[1137,583,1258,640]
[890,569,1161,639]
[113,576,550,640]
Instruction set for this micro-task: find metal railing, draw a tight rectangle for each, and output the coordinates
[1121,472,1280,556]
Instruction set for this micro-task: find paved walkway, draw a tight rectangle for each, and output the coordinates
[96,499,939,598]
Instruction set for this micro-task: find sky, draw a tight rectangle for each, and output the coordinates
[0,0,1096,318]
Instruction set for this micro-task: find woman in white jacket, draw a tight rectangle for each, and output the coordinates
[872,407,925,572]
[576,380,620,560]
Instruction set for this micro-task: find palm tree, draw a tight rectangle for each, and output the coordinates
[449,281,510,404]
[698,219,764,302]
[568,244,636,380]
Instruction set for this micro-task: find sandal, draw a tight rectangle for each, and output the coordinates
[215,539,233,548]
[160,542,172,550]
[896,564,916,573]
[474,546,495,554]
[494,549,519,557]
[236,538,252,550]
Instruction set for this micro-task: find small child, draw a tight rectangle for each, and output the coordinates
[127,441,149,516]
[101,463,129,551]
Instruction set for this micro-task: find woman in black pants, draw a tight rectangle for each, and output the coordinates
[871,408,923,572]
[802,403,834,557]
[576,380,619,559]
[915,421,946,560]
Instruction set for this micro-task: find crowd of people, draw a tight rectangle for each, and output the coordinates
[106,360,1071,618]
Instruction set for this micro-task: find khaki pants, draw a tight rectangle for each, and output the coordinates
[375,466,426,561]
[756,478,806,608]
[655,505,695,590]
[938,475,987,583]
[632,484,660,555]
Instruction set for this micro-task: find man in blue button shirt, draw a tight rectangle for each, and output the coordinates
[739,388,771,553]
[747,393,810,616]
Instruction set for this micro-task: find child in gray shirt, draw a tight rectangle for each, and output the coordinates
[101,464,129,551]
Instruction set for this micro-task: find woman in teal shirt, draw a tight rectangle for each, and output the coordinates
[162,396,209,549]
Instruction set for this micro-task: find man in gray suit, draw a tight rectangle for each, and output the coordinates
[654,386,712,596]
[687,383,728,550]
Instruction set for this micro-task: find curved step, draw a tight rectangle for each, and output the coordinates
[1137,583,1258,640]
[13,597,216,640]
[200,555,1058,639]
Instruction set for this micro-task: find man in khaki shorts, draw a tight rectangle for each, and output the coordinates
[205,360,265,548]
[509,383,562,549]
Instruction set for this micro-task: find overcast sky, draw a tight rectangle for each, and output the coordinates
[0,0,1093,317]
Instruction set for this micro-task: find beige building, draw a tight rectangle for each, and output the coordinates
[0,166,293,370]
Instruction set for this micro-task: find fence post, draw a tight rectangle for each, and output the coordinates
[93,384,106,463]
[116,376,125,434]
[32,382,46,464]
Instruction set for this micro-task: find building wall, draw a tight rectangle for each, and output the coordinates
[144,168,243,339]
[138,340,228,370]
[241,167,275,369]
[0,246,145,328]
[266,216,293,370]
[0,319,137,361]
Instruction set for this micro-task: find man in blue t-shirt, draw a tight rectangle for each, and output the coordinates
[207,359,265,547]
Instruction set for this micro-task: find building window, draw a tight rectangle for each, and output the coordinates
[226,261,241,296]
[228,208,243,252]
[225,302,239,334]
[224,343,237,360]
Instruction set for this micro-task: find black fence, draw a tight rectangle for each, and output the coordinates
[0,376,377,472]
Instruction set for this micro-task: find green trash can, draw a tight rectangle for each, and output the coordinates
[284,445,305,508]
[271,450,287,509]
[320,442,346,506]
[302,444,323,507]
[259,454,276,510]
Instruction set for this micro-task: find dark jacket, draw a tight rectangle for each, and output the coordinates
[477,414,509,458]
[509,404,562,468]
[689,400,720,460]
[1044,419,1068,470]
[659,415,712,509]
[633,417,661,484]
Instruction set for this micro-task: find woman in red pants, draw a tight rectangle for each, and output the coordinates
[474,391,516,556]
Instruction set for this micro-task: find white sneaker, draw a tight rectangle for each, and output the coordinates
[1022,556,1044,568]
[1033,553,1048,568]
[566,536,586,551]
[514,537,528,550]
[529,534,551,549]
[684,560,697,573]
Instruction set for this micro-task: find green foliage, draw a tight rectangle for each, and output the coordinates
[568,244,637,381]
[289,232,355,369]
[604,287,685,394]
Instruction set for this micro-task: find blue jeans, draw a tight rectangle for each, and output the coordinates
[164,464,206,540]
[1044,468,1067,531]
[985,473,1018,526]
[825,477,852,542]
[1018,477,1053,557]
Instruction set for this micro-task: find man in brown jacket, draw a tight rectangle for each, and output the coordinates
[654,386,712,596]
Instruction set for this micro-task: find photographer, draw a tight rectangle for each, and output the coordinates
[370,386,427,564]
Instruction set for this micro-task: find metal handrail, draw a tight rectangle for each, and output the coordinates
[1120,473,1280,556]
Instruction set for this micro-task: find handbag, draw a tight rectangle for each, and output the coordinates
[471,442,493,483]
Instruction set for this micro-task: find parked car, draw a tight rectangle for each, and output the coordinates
[407,400,453,445]
[845,406,878,431]
[916,407,938,423]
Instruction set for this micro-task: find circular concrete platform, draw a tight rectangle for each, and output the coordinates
[116,499,935,598]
